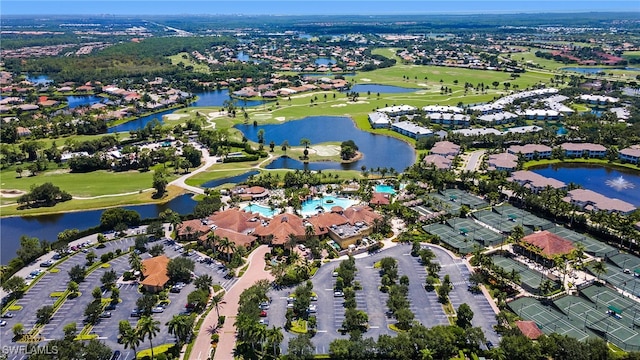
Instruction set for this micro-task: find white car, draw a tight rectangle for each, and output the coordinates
[152,307,164,313]
[0,320,7,327]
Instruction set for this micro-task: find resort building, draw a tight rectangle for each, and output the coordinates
[177,208,264,249]
[507,171,567,193]
[487,152,519,172]
[563,189,636,215]
[423,154,453,170]
[368,112,391,129]
[478,111,518,124]
[231,185,269,201]
[560,143,607,158]
[426,113,471,126]
[377,105,417,116]
[430,141,460,157]
[370,192,391,206]
[390,121,433,139]
[577,94,619,105]
[453,128,502,137]
[514,231,575,267]
[520,109,561,120]
[469,103,503,115]
[619,146,640,164]
[140,255,170,292]
[507,144,552,160]
[422,105,464,114]
[504,126,543,135]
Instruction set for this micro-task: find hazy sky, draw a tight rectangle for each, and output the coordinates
[3,0,639,15]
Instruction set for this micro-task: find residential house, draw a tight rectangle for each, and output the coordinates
[423,154,453,170]
[507,171,566,193]
[507,144,552,160]
[563,189,636,215]
[391,121,433,139]
[430,141,460,157]
[560,143,607,158]
[619,146,640,164]
[487,153,519,172]
[368,112,390,129]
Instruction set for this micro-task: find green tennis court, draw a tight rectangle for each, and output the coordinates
[547,227,618,257]
[492,255,555,293]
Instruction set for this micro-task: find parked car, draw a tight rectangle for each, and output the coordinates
[307,304,317,313]
[259,319,269,326]
[2,313,14,318]
[310,295,318,301]
[110,350,121,360]
[152,307,164,313]
[100,311,112,318]
[40,260,53,267]
[259,310,267,317]
[130,309,141,318]
[0,320,7,327]
[333,291,344,297]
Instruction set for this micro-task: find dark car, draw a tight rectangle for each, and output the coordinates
[111,350,121,360]
[486,341,494,349]
[105,303,117,311]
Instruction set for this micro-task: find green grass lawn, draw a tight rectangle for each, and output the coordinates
[168,52,211,74]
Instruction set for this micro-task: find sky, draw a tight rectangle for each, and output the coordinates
[2,0,639,15]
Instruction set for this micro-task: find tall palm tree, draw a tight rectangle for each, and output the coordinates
[211,292,225,319]
[218,237,235,263]
[207,232,220,252]
[266,326,284,358]
[166,314,194,346]
[129,252,143,277]
[592,260,607,283]
[299,138,311,149]
[286,233,298,254]
[120,325,141,359]
[138,316,160,360]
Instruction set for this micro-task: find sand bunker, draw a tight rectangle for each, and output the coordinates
[346,100,369,104]
[331,104,347,108]
[417,83,428,87]
[275,117,286,122]
[1,189,26,198]
[360,78,372,82]
[163,113,189,121]
[311,145,340,157]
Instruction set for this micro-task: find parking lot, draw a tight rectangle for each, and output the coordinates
[263,244,500,355]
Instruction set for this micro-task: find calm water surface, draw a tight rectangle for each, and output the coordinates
[530,163,640,207]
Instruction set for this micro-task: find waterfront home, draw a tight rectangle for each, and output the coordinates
[507,144,552,160]
[423,154,453,170]
[140,255,170,292]
[487,153,519,172]
[368,112,391,129]
[453,128,502,137]
[391,121,433,139]
[560,143,607,158]
[507,171,567,193]
[430,141,460,157]
[618,146,640,164]
[563,189,636,215]
[422,105,464,114]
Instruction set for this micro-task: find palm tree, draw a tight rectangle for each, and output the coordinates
[120,325,141,359]
[299,138,311,149]
[592,260,607,283]
[207,232,220,253]
[286,233,298,254]
[420,348,434,360]
[138,316,160,359]
[266,326,284,358]
[280,140,289,156]
[218,237,235,263]
[166,314,194,346]
[211,292,225,319]
[194,274,213,293]
[129,252,143,277]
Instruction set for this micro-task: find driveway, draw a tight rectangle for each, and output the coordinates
[464,149,486,172]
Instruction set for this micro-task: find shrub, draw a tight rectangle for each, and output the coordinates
[211,334,220,343]
[218,315,225,325]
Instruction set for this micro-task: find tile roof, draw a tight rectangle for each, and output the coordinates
[521,231,575,258]
[140,255,170,288]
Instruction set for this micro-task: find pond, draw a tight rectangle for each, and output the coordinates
[347,84,418,94]
[66,95,104,109]
[530,163,640,207]
[26,75,52,85]
[201,170,260,188]
[315,57,336,66]
[561,67,640,74]
[237,52,250,62]
[235,116,415,171]
[108,90,266,133]
[0,194,198,265]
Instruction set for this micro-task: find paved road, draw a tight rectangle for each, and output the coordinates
[169,147,220,195]
[464,149,486,172]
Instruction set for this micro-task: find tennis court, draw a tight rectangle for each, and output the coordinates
[581,285,640,316]
[423,223,479,254]
[472,208,534,235]
[441,189,489,209]
[492,255,555,293]
[424,194,461,215]
[509,297,591,341]
[547,227,618,258]
[608,253,640,271]
[586,262,640,297]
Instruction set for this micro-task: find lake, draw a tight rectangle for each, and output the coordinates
[561,67,640,74]
[235,116,415,171]
[66,95,104,109]
[201,170,260,188]
[0,194,197,265]
[108,90,266,133]
[348,84,418,94]
[315,57,336,66]
[530,163,640,207]
[26,75,52,85]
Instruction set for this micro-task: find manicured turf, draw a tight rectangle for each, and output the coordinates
[168,52,212,74]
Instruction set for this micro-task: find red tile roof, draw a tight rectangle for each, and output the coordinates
[516,320,543,339]
[521,231,575,258]
[253,213,306,245]
[370,192,390,205]
[140,255,170,289]
[208,208,262,233]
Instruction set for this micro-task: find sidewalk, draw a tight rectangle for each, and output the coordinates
[190,245,274,360]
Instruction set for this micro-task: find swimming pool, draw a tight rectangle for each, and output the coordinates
[242,203,279,218]
[300,196,358,216]
[375,184,396,194]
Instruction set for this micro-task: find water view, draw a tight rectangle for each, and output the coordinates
[108,90,267,133]
[375,184,396,194]
[66,95,104,109]
[348,84,418,94]
[0,194,198,264]
[315,57,336,66]
[561,67,640,74]
[530,163,640,207]
[300,195,358,216]
[235,116,416,171]
[26,75,52,84]
[201,170,260,188]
